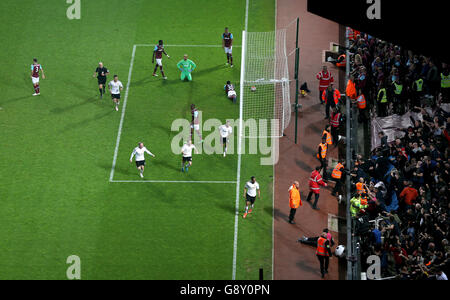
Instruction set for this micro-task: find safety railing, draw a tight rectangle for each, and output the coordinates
[345,27,361,280]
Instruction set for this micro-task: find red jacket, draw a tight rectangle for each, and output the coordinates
[399,187,418,206]
[309,170,327,194]
[316,71,334,92]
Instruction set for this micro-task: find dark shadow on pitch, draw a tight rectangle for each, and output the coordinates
[98,162,136,177]
[152,158,180,172]
[60,109,114,133]
[1,95,30,106]
[50,97,98,114]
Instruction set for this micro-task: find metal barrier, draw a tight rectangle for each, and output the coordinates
[345,27,361,280]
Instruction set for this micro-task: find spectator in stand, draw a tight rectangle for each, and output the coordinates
[399,181,419,211]
[441,63,450,103]
[377,83,389,117]
[426,60,440,102]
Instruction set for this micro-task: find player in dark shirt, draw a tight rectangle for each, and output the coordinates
[224,80,237,103]
[152,40,170,79]
[222,27,234,67]
[93,62,109,99]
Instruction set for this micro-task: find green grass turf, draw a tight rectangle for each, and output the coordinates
[0,0,276,279]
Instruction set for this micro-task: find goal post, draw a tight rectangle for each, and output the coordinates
[240,29,292,138]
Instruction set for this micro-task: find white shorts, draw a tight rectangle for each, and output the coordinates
[155,58,162,66]
[32,77,39,85]
[227,90,237,98]
[191,124,200,131]
[224,47,232,54]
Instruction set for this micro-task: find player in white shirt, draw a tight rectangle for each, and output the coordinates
[108,75,124,111]
[181,140,198,172]
[191,104,203,142]
[243,176,261,218]
[129,142,156,178]
[219,121,233,157]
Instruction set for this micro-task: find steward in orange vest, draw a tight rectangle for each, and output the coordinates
[288,182,302,224]
[346,76,357,100]
[331,161,346,198]
[356,178,365,194]
[322,125,332,146]
[322,84,341,119]
[330,107,342,146]
[322,85,341,105]
[317,136,329,180]
[356,94,366,109]
[331,162,344,179]
[354,89,367,123]
[335,54,346,68]
[316,232,332,278]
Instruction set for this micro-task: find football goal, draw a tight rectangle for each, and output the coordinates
[239,29,292,138]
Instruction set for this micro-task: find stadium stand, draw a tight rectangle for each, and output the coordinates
[346,29,450,280]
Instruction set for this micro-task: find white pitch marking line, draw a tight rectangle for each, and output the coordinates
[272,0,277,281]
[231,30,247,281]
[109,44,136,182]
[111,180,237,184]
[245,0,249,31]
[135,44,241,47]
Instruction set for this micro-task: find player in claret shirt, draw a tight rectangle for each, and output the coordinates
[31,58,45,96]
[222,27,233,67]
[152,40,170,79]
[224,80,237,103]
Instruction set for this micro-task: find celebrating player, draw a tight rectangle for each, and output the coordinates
[191,104,203,142]
[181,140,198,172]
[177,54,197,81]
[224,80,237,103]
[93,62,109,99]
[108,75,123,111]
[222,27,233,67]
[31,58,45,96]
[152,40,170,79]
[130,142,156,178]
[243,176,261,219]
[219,121,233,157]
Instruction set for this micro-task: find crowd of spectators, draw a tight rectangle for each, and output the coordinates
[345,30,450,280]
[347,31,449,118]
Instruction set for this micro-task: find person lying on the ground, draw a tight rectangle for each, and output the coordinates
[224,80,237,103]
[297,228,335,247]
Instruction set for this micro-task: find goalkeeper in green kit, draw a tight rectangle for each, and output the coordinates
[177,54,197,81]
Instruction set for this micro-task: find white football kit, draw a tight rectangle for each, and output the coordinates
[181,144,196,158]
[245,181,260,197]
[219,124,233,138]
[130,146,154,162]
[109,80,123,94]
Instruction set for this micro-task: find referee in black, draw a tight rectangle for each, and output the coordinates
[93,62,109,99]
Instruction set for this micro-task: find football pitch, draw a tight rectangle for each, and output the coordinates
[0,0,276,279]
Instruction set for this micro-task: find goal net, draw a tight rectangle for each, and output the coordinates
[240,29,291,138]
